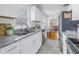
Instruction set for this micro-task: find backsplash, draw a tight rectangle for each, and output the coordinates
[0,24,12,37]
[0,24,7,36]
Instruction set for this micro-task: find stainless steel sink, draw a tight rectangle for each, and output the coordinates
[13,27,36,35]
[13,29,29,35]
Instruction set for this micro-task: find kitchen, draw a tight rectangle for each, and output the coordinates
[0,4,79,54]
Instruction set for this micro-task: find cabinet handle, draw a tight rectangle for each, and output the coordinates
[7,46,17,52]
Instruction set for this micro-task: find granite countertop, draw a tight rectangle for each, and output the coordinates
[0,29,42,49]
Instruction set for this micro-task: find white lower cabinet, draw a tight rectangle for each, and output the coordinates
[0,31,42,54]
[8,41,20,54]
[20,36,34,54]
[33,31,42,53]
[0,41,20,54]
[20,31,42,54]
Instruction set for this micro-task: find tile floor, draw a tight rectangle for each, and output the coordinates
[37,39,62,54]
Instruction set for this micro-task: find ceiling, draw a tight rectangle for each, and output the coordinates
[34,4,63,16]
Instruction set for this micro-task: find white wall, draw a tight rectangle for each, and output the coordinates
[63,4,79,20]
[47,10,61,28]
[70,4,79,20]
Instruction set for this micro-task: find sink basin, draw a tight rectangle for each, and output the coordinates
[13,29,30,35]
[13,28,36,35]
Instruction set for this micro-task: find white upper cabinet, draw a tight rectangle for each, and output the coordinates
[0,5,19,18]
[30,6,47,29]
[35,8,42,21]
[30,6,36,21]
[0,4,31,19]
[30,6,46,22]
[18,5,30,18]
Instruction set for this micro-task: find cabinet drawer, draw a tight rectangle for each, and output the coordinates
[20,36,32,46]
[0,42,18,54]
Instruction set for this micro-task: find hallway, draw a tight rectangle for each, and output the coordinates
[37,39,62,54]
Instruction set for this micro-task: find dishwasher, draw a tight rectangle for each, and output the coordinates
[42,29,46,44]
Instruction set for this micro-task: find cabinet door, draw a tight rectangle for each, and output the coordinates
[30,6,42,21]
[36,8,41,21]
[0,41,20,54]
[20,37,34,54]
[0,5,18,18]
[20,31,42,54]
[33,31,42,53]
